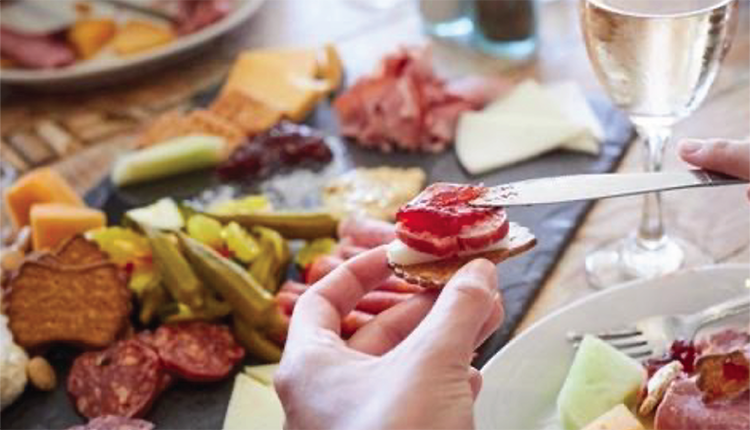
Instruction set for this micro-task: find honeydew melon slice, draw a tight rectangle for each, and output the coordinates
[557,335,646,430]
[111,134,225,187]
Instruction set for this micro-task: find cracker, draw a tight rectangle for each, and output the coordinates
[389,225,536,289]
[209,91,282,137]
[7,260,131,351]
[135,109,246,153]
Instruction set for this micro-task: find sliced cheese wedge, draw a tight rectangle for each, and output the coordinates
[245,364,279,387]
[456,112,584,175]
[223,373,285,430]
[546,81,604,154]
[487,80,601,155]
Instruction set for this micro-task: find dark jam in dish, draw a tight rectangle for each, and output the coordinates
[396,183,497,236]
[216,122,333,181]
[644,340,700,377]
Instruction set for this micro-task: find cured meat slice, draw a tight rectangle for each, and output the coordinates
[149,322,245,382]
[654,378,750,430]
[337,217,396,248]
[0,28,75,69]
[68,340,163,419]
[66,415,155,430]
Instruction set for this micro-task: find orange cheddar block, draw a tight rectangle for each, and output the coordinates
[221,48,324,122]
[113,20,175,56]
[4,168,84,230]
[30,204,106,251]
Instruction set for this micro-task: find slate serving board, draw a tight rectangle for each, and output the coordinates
[2,97,634,430]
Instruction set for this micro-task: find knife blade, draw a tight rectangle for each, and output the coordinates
[470,170,747,207]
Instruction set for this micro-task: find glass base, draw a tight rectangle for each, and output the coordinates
[585,234,714,290]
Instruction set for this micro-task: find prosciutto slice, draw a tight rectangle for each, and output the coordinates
[334,46,509,153]
[654,379,749,430]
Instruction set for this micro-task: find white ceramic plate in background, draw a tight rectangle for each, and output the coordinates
[0,0,266,90]
[475,264,749,430]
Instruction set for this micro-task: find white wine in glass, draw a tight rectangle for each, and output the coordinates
[580,0,739,288]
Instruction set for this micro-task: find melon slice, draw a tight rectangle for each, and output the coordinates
[111,134,225,187]
[557,335,646,430]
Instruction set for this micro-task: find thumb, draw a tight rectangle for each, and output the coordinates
[401,259,499,365]
[679,139,750,180]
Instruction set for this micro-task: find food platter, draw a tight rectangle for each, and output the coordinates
[474,264,749,430]
[0,0,267,90]
[0,41,636,429]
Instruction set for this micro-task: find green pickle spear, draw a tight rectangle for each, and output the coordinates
[233,315,283,363]
[145,227,205,310]
[249,226,290,294]
[178,233,281,328]
[210,211,337,240]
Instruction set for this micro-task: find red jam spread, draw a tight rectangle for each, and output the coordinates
[216,122,332,181]
[645,340,700,377]
[395,183,509,256]
[396,183,499,236]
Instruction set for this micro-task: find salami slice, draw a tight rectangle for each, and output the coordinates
[149,322,245,382]
[66,415,155,430]
[67,340,163,419]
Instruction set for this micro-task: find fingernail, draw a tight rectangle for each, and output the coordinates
[679,140,703,155]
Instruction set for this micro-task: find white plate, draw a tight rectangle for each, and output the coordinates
[475,264,750,430]
[0,0,266,90]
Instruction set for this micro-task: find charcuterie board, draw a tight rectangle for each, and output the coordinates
[1,88,633,429]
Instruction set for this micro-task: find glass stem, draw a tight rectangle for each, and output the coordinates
[637,126,671,247]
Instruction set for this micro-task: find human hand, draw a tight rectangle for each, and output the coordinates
[274,247,503,430]
[679,139,750,199]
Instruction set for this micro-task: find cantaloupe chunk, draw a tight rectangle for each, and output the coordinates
[68,18,117,59]
[221,48,323,122]
[3,168,84,230]
[582,404,644,430]
[30,203,106,251]
[557,336,646,430]
[113,20,174,56]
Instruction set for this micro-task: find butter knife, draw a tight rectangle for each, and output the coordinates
[471,170,747,207]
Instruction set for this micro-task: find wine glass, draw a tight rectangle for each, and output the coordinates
[579,0,739,288]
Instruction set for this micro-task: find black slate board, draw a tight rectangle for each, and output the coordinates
[2,97,633,430]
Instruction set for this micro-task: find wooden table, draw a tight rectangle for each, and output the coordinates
[2,0,748,334]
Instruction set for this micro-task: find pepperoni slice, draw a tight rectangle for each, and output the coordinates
[457,211,509,251]
[149,322,245,382]
[396,183,495,237]
[67,340,162,419]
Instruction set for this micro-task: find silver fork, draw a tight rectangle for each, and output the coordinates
[567,294,750,360]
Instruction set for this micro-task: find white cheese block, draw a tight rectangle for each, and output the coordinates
[387,223,533,266]
[223,373,285,430]
[456,112,584,175]
[244,364,279,387]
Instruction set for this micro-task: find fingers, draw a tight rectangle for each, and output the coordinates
[290,247,391,336]
[469,367,483,400]
[402,259,500,365]
[474,292,504,348]
[679,139,750,180]
[347,290,438,355]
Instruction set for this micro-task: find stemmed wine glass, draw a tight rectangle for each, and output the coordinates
[579,0,739,288]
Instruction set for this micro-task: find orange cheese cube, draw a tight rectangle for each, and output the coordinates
[3,168,84,230]
[30,204,106,251]
[68,18,117,59]
[113,21,175,56]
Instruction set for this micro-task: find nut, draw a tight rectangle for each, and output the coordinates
[26,356,57,391]
[0,249,25,272]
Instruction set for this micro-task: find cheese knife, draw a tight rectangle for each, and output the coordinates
[470,170,748,207]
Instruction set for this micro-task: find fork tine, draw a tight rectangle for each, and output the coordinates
[566,327,642,343]
[570,336,649,351]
